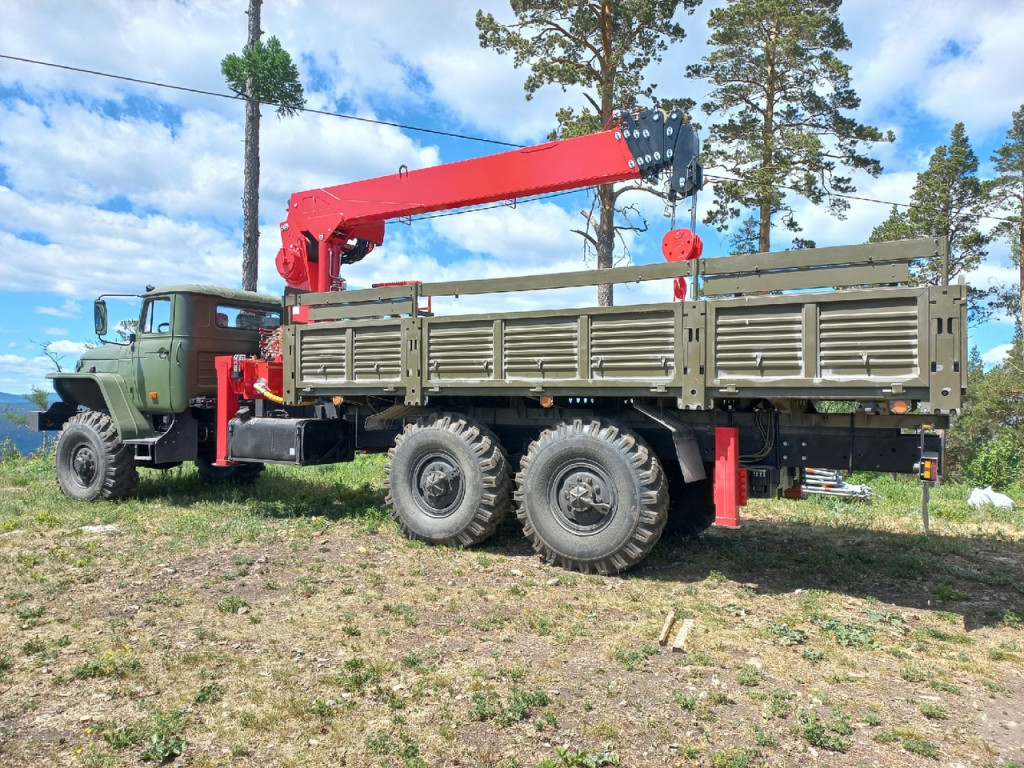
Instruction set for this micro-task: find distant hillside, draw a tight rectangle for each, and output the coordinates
[0,392,58,455]
[0,392,35,404]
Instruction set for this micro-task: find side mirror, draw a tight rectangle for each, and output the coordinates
[94,299,108,336]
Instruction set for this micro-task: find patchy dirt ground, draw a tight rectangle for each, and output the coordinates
[1,463,1023,767]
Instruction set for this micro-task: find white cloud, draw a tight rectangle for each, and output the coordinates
[0,354,57,393]
[0,193,244,297]
[430,201,582,266]
[845,0,1024,138]
[981,343,1013,367]
[46,340,90,356]
[259,104,441,203]
[966,260,1017,294]
[36,299,80,318]
[0,1,247,116]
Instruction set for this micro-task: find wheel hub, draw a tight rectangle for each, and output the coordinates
[563,474,610,515]
[553,467,615,530]
[414,456,464,517]
[421,462,456,499]
[72,445,97,485]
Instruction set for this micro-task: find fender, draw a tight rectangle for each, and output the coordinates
[39,372,154,441]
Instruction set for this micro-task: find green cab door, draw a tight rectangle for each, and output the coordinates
[133,296,176,414]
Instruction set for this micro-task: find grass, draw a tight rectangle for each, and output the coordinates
[0,448,1022,766]
[469,685,551,727]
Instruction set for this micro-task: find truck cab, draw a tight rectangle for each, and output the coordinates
[32,286,282,499]
[64,285,282,421]
[106,285,282,415]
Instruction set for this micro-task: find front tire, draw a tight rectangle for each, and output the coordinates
[384,413,510,546]
[515,419,668,574]
[55,411,138,501]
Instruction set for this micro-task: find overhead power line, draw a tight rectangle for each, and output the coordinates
[2,52,1016,226]
[702,173,1018,226]
[0,52,522,148]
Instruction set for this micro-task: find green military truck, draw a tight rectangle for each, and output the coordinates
[31,108,967,574]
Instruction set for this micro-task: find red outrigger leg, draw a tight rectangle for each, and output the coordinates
[214,356,240,466]
[713,427,745,527]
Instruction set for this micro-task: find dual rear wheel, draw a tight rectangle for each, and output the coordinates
[385,414,707,574]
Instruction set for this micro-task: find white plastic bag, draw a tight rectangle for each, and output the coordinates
[967,486,1014,510]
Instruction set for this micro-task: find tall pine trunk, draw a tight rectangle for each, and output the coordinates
[758,21,779,254]
[1019,183,1024,346]
[241,0,262,293]
[596,183,615,306]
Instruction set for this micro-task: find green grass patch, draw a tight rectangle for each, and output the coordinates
[798,709,850,752]
[470,685,550,727]
[876,728,940,758]
[611,644,658,671]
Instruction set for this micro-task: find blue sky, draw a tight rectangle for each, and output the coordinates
[1,0,1022,393]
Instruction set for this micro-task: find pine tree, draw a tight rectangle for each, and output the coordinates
[222,0,305,292]
[868,205,914,244]
[945,345,1024,487]
[868,123,992,319]
[687,0,892,252]
[987,104,1024,341]
[906,123,989,286]
[476,0,701,305]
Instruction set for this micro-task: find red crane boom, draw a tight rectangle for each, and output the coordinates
[275,107,703,293]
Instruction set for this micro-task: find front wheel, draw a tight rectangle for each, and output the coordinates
[55,411,138,501]
[515,419,668,574]
[384,413,510,546]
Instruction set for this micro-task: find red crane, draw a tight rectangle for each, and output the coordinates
[274,107,703,293]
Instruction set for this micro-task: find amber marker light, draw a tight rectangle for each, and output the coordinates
[333,396,344,406]
[920,457,938,481]
[539,396,554,408]
[148,391,159,401]
[890,400,910,414]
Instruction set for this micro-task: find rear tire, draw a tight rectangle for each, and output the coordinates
[515,419,668,574]
[55,411,138,501]
[665,465,716,537]
[196,458,264,484]
[385,413,510,546]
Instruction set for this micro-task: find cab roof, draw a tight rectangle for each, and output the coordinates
[145,284,281,308]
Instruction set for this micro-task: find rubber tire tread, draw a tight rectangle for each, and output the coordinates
[663,475,712,536]
[384,413,511,547]
[664,462,716,538]
[55,410,138,501]
[515,419,668,575]
[196,458,265,485]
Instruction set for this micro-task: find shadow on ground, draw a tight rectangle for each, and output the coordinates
[644,518,1023,630]
[133,467,1022,631]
